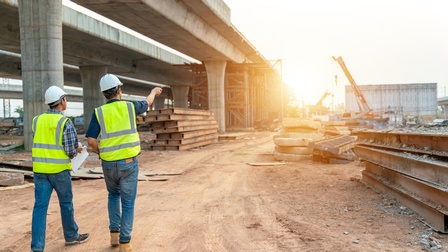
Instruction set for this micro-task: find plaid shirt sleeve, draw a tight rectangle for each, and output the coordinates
[62,119,79,159]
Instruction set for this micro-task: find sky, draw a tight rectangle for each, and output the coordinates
[223,0,448,106]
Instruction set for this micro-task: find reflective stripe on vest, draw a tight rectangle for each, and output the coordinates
[32,114,71,174]
[95,101,140,161]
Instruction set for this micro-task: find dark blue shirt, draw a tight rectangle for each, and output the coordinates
[85,99,148,139]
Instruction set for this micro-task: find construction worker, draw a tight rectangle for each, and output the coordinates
[31,86,89,252]
[86,74,162,252]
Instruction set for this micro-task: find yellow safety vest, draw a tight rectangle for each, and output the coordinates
[32,113,72,173]
[95,101,140,161]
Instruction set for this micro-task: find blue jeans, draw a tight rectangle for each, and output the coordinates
[102,157,139,243]
[31,170,79,251]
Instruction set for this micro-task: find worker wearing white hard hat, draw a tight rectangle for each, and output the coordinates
[99,73,123,92]
[85,73,162,250]
[44,85,67,105]
[31,85,89,251]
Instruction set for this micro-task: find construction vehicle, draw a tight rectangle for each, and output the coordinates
[332,56,373,119]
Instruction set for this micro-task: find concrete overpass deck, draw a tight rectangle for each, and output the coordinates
[0,0,194,93]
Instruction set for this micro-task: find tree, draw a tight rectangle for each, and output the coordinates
[14,106,24,118]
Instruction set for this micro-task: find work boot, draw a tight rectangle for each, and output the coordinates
[119,242,133,252]
[65,233,89,246]
[110,232,119,246]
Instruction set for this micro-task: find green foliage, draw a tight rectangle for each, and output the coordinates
[14,106,24,118]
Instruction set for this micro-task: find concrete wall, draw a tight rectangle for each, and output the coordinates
[345,83,437,117]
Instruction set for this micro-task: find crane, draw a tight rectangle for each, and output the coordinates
[311,90,331,115]
[332,56,372,118]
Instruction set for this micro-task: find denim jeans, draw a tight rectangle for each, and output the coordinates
[31,170,79,251]
[101,157,139,243]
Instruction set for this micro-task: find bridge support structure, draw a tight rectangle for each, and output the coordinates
[190,62,284,132]
[18,0,64,150]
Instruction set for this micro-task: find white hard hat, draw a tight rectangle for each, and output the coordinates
[100,74,123,91]
[45,85,67,105]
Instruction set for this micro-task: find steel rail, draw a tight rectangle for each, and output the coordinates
[362,168,447,233]
[354,131,448,233]
[355,145,448,188]
[356,131,448,152]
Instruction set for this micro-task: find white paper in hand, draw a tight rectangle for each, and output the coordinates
[71,145,88,173]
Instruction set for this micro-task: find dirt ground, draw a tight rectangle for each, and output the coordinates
[0,131,447,252]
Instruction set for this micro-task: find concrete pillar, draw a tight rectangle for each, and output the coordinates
[171,85,190,108]
[79,66,107,130]
[18,0,64,150]
[244,69,251,128]
[204,60,227,132]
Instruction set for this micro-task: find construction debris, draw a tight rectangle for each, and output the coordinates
[0,141,23,151]
[0,171,24,186]
[309,135,358,163]
[273,118,324,162]
[320,121,351,135]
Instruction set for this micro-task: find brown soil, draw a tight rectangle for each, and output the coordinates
[0,131,447,252]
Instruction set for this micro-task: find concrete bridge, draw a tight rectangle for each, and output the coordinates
[0,0,285,149]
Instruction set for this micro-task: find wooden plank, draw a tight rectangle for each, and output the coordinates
[170,128,218,139]
[150,121,165,128]
[153,139,168,145]
[151,146,167,151]
[147,108,213,116]
[152,124,218,134]
[156,133,171,140]
[167,133,218,145]
[163,119,217,128]
[146,114,214,122]
[218,132,250,140]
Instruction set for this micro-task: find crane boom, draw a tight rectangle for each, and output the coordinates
[315,90,331,109]
[332,56,371,114]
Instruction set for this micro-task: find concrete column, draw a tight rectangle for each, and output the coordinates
[79,66,107,130]
[244,69,250,128]
[204,60,227,132]
[171,85,190,108]
[18,0,64,150]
